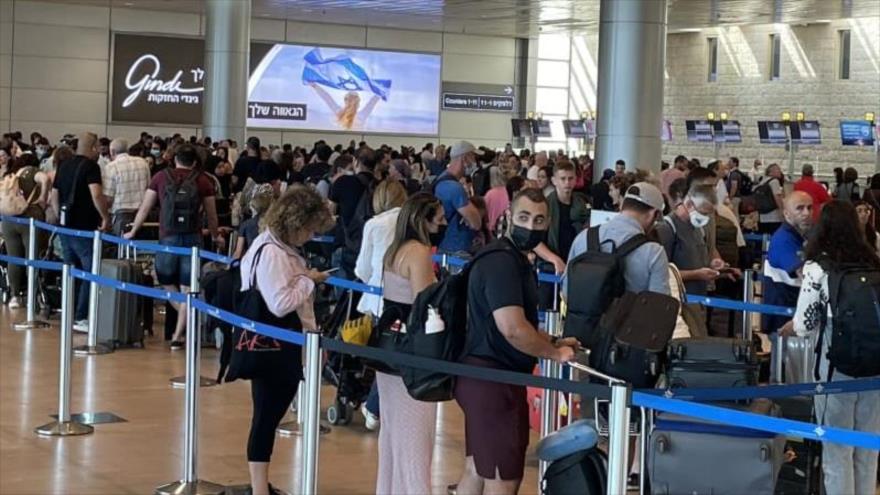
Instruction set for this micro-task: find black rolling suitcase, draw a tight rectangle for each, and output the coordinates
[665,336,758,389]
[774,397,823,494]
[95,259,145,348]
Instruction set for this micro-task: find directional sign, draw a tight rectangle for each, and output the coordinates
[441,82,516,113]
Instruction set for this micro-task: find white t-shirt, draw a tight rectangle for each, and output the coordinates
[758,177,784,223]
[527,165,540,181]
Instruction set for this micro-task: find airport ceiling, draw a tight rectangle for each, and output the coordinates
[52,0,880,36]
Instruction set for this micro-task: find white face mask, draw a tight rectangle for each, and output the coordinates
[689,209,710,229]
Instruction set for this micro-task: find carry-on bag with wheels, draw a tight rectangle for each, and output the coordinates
[665,336,758,389]
[95,259,145,348]
[649,399,786,495]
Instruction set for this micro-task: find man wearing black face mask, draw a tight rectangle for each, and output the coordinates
[454,188,578,495]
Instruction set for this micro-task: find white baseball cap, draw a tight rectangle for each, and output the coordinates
[449,140,484,160]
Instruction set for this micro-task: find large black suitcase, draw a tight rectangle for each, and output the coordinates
[775,397,823,495]
[665,336,758,389]
[95,259,144,348]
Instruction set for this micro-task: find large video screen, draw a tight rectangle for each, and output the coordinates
[712,120,742,143]
[840,120,875,146]
[248,44,441,134]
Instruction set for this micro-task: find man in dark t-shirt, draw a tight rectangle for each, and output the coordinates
[125,145,222,350]
[454,188,577,494]
[232,136,261,193]
[50,132,110,328]
[302,144,333,184]
[328,155,367,226]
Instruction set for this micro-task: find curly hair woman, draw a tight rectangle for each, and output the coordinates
[227,185,334,495]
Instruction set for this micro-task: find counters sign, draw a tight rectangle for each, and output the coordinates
[441,82,515,113]
[111,34,205,125]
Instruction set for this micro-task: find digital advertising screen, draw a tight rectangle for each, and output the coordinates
[789,121,821,145]
[685,120,714,142]
[532,119,552,137]
[839,120,875,146]
[758,121,789,144]
[562,119,588,138]
[712,120,742,143]
[511,119,533,138]
[248,44,441,135]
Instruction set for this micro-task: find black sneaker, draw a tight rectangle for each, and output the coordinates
[627,473,640,491]
[447,483,457,495]
[169,340,184,351]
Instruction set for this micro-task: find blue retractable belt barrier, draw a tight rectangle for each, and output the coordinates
[0,215,31,226]
[309,235,335,244]
[744,233,768,242]
[633,391,880,451]
[33,220,94,239]
[325,276,383,295]
[192,299,305,346]
[70,268,187,304]
[686,294,794,317]
[650,377,880,402]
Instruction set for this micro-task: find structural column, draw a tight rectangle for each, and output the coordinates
[203,0,251,144]
[594,0,667,179]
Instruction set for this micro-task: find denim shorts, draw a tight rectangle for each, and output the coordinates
[155,233,201,287]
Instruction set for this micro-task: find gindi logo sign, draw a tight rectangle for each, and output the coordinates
[111,34,206,125]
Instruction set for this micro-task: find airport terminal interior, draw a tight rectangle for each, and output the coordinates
[1,0,880,494]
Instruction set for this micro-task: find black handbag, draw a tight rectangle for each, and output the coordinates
[364,299,411,375]
[226,242,303,383]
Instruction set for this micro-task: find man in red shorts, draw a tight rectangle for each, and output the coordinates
[454,188,578,495]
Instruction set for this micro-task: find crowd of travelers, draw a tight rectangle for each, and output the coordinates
[1,128,878,495]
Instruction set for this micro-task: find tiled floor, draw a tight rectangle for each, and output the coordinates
[0,305,543,495]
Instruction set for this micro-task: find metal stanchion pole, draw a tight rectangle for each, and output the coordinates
[639,407,648,495]
[741,269,754,341]
[13,218,51,330]
[278,379,330,437]
[171,247,217,388]
[607,382,632,495]
[74,230,112,355]
[35,264,93,436]
[155,290,224,495]
[300,332,322,495]
[538,310,561,480]
[774,333,785,384]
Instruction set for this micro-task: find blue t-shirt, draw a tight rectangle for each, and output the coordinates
[434,174,473,252]
[762,222,805,333]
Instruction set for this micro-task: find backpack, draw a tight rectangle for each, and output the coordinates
[400,243,514,401]
[200,259,242,383]
[729,169,752,197]
[542,448,608,495]
[161,168,202,234]
[753,178,779,214]
[815,261,880,380]
[0,168,38,216]
[563,226,649,347]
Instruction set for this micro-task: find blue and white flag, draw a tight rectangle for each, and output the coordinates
[302,48,392,101]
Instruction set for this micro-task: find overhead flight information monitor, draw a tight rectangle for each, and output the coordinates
[789,121,821,144]
[562,119,588,138]
[685,120,714,142]
[511,119,533,138]
[839,120,875,146]
[758,121,789,144]
[712,120,742,143]
[532,119,552,137]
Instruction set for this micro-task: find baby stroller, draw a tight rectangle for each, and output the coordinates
[321,289,376,426]
[37,232,63,318]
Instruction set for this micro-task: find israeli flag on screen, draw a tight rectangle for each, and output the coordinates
[301,48,392,101]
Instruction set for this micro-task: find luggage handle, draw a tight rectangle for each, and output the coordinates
[567,361,626,385]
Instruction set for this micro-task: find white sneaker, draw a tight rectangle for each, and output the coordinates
[361,402,380,431]
[73,320,89,333]
[8,297,21,309]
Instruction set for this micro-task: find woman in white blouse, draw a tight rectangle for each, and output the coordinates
[353,179,407,429]
[781,200,880,495]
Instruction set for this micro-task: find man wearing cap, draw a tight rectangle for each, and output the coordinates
[432,141,483,256]
[566,182,671,296]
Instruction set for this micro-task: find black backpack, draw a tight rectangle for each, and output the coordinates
[401,244,514,401]
[815,261,880,381]
[161,168,202,234]
[564,226,648,347]
[737,171,754,196]
[200,260,242,383]
[542,448,607,495]
[753,178,779,214]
